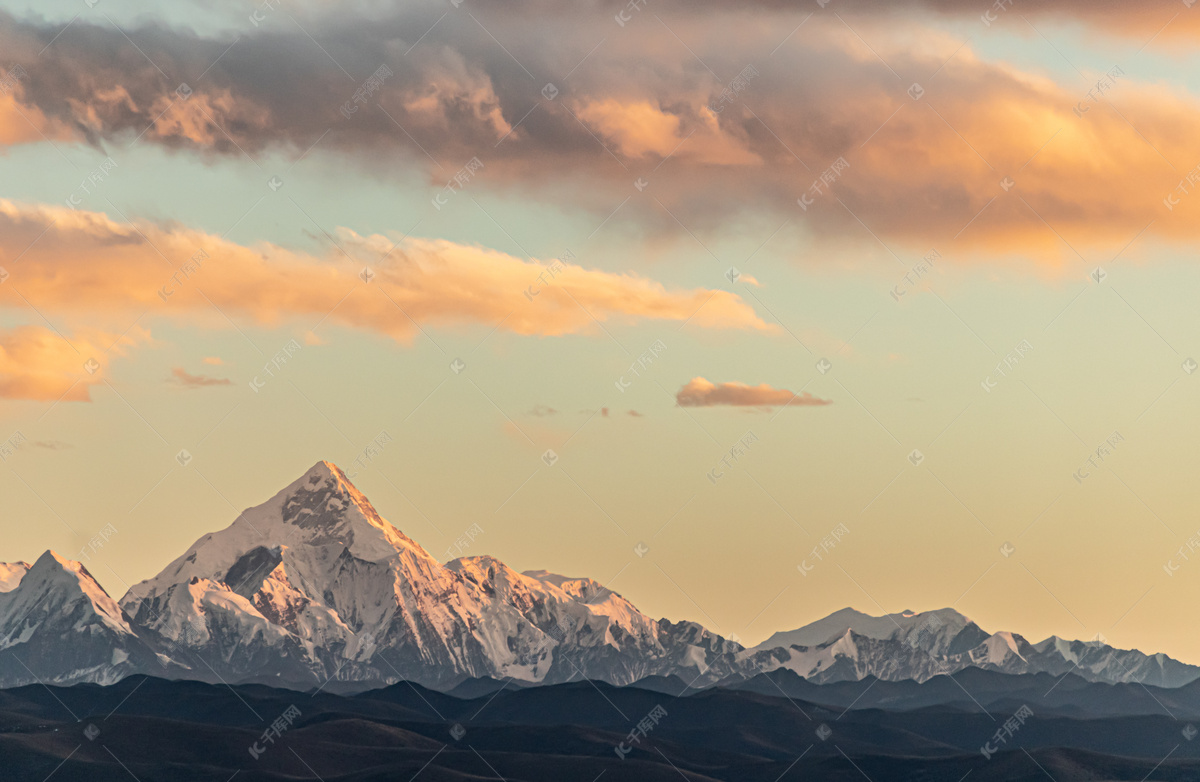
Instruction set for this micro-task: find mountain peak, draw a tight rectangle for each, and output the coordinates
[270,460,419,555]
[754,606,978,652]
[18,550,130,635]
[33,549,92,579]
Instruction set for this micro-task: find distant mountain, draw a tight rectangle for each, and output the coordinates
[0,551,178,687]
[740,608,1200,688]
[0,460,1197,692]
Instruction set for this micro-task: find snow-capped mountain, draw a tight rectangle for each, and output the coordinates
[0,551,177,687]
[117,461,734,689]
[448,556,739,684]
[754,607,989,657]
[2,461,1198,692]
[738,607,1200,688]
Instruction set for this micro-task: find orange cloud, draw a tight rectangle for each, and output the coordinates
[0,72,72,147]
[0,200,770,348]
[0,324,146,402]
[675,377,832,409]
[573,98,761,166]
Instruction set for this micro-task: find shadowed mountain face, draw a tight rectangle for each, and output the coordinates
[1,674,1199,782]
[1,461,1198,692]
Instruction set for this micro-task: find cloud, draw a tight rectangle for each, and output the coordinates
[627,409,644,417]
[0,200,770,352]
[675,377,832,409]
[0,324,146,402]
[3,10,1199,260]
[202,356,224,365]
[527,404,558,417]
[170,367,233,388]
[30,440,72,450]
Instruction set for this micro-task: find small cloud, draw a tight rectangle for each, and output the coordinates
[627,410,644,417]
[31,440,72,450]
[675,377,832,409]
[202,356,224,366]
[304,330,328,346]
[169,367,233,389]
[740,274,762,287]
[527,404,558,417]
[601,407,609,417]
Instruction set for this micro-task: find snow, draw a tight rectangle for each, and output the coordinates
[0,562,29,592]
[755,607,975,652]
[979,632,1025,664]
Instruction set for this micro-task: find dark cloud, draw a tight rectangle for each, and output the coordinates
[3,7,1197,257]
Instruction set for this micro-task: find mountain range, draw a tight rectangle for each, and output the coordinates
[1,460,1196,692]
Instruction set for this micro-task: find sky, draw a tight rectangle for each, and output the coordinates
[1,0,1200,660]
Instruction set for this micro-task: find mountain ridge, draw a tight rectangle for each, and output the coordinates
[1,459,1196,692]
